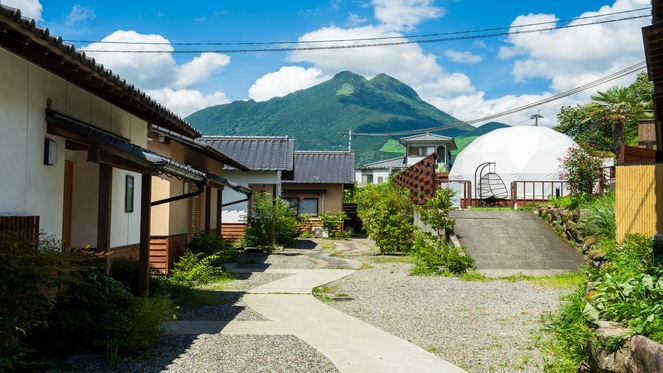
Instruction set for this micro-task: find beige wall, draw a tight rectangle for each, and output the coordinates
[282,184,345,214]
[0,46,147,247]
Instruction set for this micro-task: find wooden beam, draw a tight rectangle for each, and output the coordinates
[216,189,223,237]
[87,146,153,174]
[204,186,212,234]
[97,164,112,253]
[138,173,152,297]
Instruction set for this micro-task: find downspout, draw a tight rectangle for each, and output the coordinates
[151,180,207,206]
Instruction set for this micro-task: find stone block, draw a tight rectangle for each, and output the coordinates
[626,336,663,373]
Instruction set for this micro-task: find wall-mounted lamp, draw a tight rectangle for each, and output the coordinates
[44,138,58,166]
[158,134,166,143]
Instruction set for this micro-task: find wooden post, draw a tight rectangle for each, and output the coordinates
[216,189,222,237]
[97,164,112,253]
[138,173,151,297]
[204,186,212,234]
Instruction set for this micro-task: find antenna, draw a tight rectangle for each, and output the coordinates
[530,110,543,126]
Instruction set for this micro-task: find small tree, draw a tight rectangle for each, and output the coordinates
[357,182,416,254]
[241,193,299,251]
[318,211,349,239]
[559,144,604,196]
[416,187,456,250]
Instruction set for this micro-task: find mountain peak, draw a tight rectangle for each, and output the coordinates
[369,73,419,100]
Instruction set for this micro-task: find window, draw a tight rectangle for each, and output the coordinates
[366,175,374,184]
[125,175,134,213]
[408,147,429,156]
[377,176,384,183]
[285,198,319,216]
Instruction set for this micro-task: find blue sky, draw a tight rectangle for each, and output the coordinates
[4,0,651,127]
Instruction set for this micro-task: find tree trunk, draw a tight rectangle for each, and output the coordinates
[613,116,625,164]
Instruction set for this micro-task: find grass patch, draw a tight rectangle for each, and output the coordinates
[321,243,336,250]
[329,252,346,258]
[460,271,584,289]
[372,255,413,264]
[359,263,373,270]
[312,285,345,302]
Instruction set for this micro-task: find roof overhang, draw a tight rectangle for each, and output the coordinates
[46,110,250,196]
[0,4,200,138]
[152,125,250,172]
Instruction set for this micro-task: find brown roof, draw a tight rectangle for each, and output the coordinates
[0,4,200,138]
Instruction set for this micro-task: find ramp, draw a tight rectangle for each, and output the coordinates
[450,210,585,277]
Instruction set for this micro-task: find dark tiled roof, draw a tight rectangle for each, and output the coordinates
[359,156,408,170]
[151,126,249,171]
[198,136,295,171]
[283,151,355,184]
[0,4,200,138]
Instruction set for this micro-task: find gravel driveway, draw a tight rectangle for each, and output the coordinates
[65,244,567,373]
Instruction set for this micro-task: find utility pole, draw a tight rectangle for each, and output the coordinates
[348,130,352,153]
[530,111,543,126]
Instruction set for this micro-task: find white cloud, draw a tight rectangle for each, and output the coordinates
[249,67,330,102]
[371,0,444,30]
[498,0,649,92]
[286,25,470,93]
[347,13,367,27]
[66,5,95,25]
[3,0,42,20]
[444,50,482,64]
[81,30,231,117]
[146,89,229,118]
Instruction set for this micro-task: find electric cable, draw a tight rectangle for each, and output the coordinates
[66,7,650,47]
[79,14,650,53]
[342,61,647,137]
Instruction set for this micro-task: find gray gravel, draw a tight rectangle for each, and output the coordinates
[65,334,339,373]
[320,261,566,373]
[63,246,567,373]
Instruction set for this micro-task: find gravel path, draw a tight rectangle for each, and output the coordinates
[320,261,566,373]
[63,242,568,373]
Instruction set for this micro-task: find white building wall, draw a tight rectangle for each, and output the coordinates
[0,46,146,247]
[221,170,279,223]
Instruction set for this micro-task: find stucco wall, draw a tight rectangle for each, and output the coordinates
[221,170,279,223]
[0,46,146,247]
[282,183,345,214]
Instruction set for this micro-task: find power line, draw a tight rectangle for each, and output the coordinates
[66,7,650,47]
[342,61,647,137]
[79,14,650,54]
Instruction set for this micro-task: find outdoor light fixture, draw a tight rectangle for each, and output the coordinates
[44,138,58,166]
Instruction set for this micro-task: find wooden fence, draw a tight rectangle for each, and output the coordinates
[0,215,40,239]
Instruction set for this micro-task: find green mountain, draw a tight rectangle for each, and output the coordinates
[186,71,476,163]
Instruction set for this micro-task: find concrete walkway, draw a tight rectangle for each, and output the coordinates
[168,250,467,373]
[450,210,585,277]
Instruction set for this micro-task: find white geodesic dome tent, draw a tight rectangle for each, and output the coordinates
[448,126,577,200]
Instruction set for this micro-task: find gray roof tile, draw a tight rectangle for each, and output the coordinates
[283,151,355,184]
[359,156,408,170]
[198,136,295,171]
[399,132,455,143]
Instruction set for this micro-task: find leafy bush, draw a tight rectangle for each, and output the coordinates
[31,260,172,358]
[410,232,475,276]
[541,233,663,370]
[559,144,604,196]
[416,187,456,249]
[169,251,226,284]
[242,193,299,251]
[319,211,349,239]
[578,191,615,240]
[187,232,238,265]
[357,182,415,254]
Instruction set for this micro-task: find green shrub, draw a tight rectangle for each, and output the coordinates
[410,232,475,276]
[319,211,349,239]
[242,193,299,251]
[357,182,415,254]
[187,232,238,265]
[559,144,604,196]
[169,251,226,284]
[578,192,615,240]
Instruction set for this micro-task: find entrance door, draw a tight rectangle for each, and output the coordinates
[62,161,73,251]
